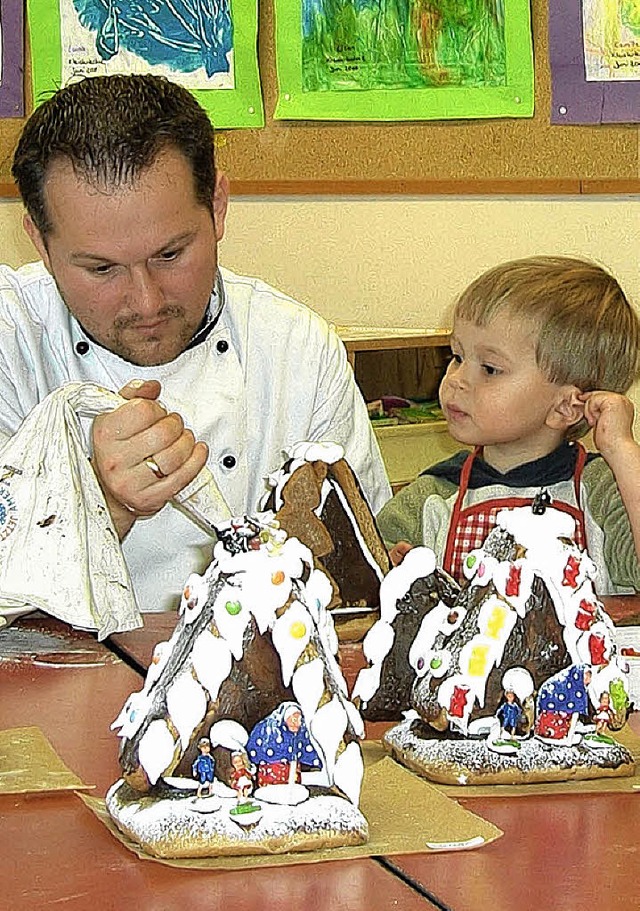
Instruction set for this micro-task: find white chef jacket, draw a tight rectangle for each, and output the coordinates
[0,262,391,612]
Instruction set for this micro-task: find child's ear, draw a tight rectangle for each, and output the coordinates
[546,386,585,431]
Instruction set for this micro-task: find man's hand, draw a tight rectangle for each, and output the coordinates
[91,379,209,540]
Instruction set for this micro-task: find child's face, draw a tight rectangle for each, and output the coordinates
[439,313,567,469]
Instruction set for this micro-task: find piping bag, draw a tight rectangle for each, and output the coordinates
[0,383,231,638]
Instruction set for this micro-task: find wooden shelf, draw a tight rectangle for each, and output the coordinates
[337,327,456,487]
[337,327,450,368]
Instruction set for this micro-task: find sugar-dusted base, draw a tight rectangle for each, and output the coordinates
[383,718,636,786]
[106,779,368,858]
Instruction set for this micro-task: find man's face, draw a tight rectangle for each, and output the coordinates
[25,148,228,366]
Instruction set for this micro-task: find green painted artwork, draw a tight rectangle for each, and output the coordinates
[275,0,533,120]
[303,0,506,92]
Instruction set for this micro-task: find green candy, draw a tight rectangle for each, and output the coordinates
[225,600,242,616]
[230,801,261,815]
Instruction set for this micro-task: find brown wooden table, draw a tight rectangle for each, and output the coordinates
[387,789,640,911]
[0,614,441,911]
[3,605,640,911]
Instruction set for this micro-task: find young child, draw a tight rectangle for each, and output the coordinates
[377,255,640,593]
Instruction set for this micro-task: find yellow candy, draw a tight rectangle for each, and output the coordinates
[290,621,307,639]
[486,606,506,639]
[468,644,489,676]
[271,570,286,585]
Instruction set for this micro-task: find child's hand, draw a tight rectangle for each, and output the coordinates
[581,390,640,562]
[579,391,636,460]
[389,541,413,566]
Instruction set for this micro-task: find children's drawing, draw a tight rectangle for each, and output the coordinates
[60,0,234,88]
[275,0,533,121]
[583,0,640,81]
[27,0,263,128]
[0,0,25,116]
[549,1,640,124]
[302,0,506,93]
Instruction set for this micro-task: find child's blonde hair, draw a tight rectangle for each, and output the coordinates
[454,256,640,438]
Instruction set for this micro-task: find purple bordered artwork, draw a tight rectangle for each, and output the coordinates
[0,0,24,117]
[549,2,640,124]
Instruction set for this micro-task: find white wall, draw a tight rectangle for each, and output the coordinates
[223,195,640,414]
[224,196,640,329]
[3,193,639,407]
[4,195,639,324]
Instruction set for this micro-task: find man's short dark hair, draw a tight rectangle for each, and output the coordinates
[12,74,216,238]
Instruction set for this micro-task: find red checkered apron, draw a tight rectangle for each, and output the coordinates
[443,444,588,583]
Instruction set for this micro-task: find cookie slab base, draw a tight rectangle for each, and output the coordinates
[106,779,368,858]
[383,718,636,786]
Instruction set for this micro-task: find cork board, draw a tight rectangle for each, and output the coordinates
[2,0,639,197]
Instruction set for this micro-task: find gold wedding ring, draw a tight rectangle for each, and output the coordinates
[144,456,166,480]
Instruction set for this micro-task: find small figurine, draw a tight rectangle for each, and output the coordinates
[229,749,255,802]
[217,516,262,554]
[593,691,615,737]
[532,489,552,515]
[535,665,592,744]
[496,687,523,742]
[246,701,322,788]
[192,737,216,797]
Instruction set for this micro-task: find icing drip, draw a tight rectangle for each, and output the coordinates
[355,504,630,772]
[331,481,385,582]
[113,511,366,808]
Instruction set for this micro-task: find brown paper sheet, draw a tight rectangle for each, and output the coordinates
[424,724,640,799]
[0,726,92,794]
[80,745,503,869]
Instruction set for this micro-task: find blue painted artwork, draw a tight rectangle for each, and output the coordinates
[72,0,233,77]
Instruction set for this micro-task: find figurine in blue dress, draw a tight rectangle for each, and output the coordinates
[246,701,322,787]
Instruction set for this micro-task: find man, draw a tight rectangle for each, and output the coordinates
[4,74,390,613]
